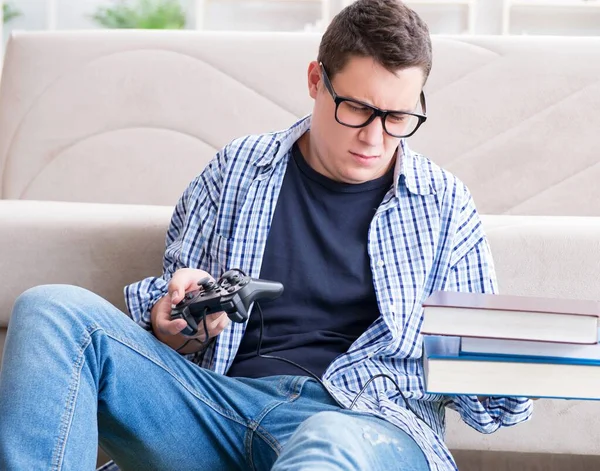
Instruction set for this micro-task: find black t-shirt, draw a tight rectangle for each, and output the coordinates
[226,143,394,379]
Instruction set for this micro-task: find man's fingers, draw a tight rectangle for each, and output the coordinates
[205,311,227,324]
[164,268,229,341]
[152,299,187,336]
[194,312,229,338]
[211,313,230,331]
[216,315,230,331]
[164,318,188,336]
[169,269,215,305]
[169,283,188,305]
[155,312,188,336]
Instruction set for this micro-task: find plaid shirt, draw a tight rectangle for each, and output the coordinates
[115,117,532,471]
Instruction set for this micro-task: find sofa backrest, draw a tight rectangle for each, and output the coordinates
[1,31,600,214]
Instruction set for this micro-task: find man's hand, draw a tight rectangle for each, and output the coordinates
[151,268,230,354]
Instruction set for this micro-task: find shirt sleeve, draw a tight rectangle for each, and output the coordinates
[123,148,226,331]
[442,185,533,433]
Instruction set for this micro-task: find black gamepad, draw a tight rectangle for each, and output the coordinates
[170,269,284,336]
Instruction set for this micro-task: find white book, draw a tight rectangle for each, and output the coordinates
[421,291,600,344]
[423,336,600,400]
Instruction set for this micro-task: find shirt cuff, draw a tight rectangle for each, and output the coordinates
[449,395,533,433]
[123,276,170,331]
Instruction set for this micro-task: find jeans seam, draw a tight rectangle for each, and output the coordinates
[51,326,97,471]
[246,376,307,470]
[104,330,249,427]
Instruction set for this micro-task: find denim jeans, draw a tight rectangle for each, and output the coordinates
[0,285,429,471]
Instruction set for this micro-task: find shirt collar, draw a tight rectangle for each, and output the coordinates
[252,115,312,168]
[394,140,436,197]
[253,115,435,197]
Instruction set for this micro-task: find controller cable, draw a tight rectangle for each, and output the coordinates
[253,301,428,426]
[176,268,429,428]
[175,307,213,353]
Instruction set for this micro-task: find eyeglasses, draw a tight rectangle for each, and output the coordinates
[320,63,427,138]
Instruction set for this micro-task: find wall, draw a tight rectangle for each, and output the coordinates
[3,0,600,44]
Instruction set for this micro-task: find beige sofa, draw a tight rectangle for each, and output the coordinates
[1,31,600,469]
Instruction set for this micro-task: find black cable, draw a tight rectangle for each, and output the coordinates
[349,373,413,412]
[254,302,330,390]
[253,301,430,427]
[175,307,211,353]
[179,267,430,429]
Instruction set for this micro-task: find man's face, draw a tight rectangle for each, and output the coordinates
[303,56,425,184]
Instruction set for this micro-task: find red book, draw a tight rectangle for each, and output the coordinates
[421,291,600,345]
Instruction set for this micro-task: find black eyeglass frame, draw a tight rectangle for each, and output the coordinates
[319,62,427,138]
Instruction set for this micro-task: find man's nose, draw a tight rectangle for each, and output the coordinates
[358,116,385,146]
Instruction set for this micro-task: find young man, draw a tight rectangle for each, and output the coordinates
[0,0,532,470]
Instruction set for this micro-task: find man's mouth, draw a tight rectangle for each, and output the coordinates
[350,151,379,160]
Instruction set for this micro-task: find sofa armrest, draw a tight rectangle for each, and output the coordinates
[0,200,173,329]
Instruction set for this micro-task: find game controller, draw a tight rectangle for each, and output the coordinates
[170,269,284,336]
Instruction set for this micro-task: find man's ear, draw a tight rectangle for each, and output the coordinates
[307,61,321,100]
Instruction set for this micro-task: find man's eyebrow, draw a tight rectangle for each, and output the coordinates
[344,95,415,113]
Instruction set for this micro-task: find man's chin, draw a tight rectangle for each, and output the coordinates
[340,170,384,185]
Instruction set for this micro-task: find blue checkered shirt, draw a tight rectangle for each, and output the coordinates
[112,117,532,471]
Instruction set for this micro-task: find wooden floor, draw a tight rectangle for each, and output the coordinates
[99,447,600,470]
[453,450,600,471]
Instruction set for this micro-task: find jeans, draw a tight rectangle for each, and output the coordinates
[0,284,430,471]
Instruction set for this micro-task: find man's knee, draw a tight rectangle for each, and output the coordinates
[11,284,100,328]
[288,411,429,470]
[292,411,367,448]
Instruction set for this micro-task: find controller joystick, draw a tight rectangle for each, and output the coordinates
[197,277,217,292]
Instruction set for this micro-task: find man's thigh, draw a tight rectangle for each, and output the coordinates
[102,370,335,471]
[1,285,314,471]
[82,306,319,470]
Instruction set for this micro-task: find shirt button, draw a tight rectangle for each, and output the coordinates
[377,259,385,268]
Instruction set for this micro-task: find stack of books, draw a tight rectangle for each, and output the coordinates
[421,291,600,400]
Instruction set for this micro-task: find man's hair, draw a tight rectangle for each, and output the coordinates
[317,0,432,83]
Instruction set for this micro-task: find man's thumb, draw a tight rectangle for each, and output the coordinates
[170,289,180,305]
